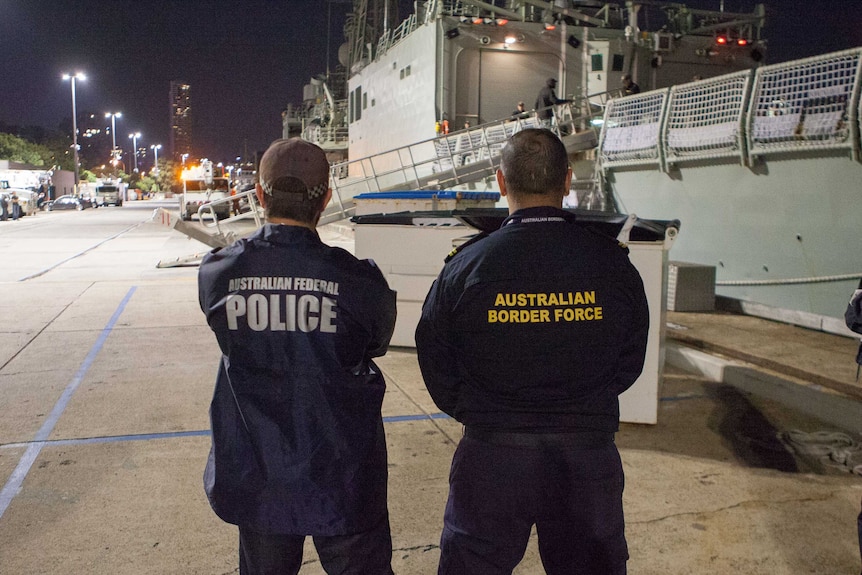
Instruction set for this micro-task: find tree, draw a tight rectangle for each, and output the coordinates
[154,160,180,192]
[0,132,51,166]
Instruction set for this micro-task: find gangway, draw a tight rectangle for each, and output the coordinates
[322,98,604,224]
[154,95,610,262]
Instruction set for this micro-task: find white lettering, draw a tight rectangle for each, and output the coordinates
[247,294,267,331]
[226,295,246,329]
[297,294,319,332]
[269,294,286,331]
[321,296,337,333]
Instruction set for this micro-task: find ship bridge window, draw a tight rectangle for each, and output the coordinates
[612,54,624,72]
[591,54,604,72]
[363,92,368,110]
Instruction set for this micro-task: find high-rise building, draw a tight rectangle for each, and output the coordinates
[169,81,192,161]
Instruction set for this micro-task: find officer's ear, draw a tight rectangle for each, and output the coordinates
[496,169,508,197]
[255,183,268,208]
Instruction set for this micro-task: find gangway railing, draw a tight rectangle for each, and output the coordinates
[152,189,264,250]
[154,93,612,248]
[323,98,607,224]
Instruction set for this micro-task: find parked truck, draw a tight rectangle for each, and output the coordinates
[94,183,123,207]
[179,160,230,221]
[0,180,37,217]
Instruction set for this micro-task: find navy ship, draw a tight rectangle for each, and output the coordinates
[278,1,860,324]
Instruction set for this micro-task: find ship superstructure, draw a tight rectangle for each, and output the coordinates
[342,0,765,160]
[268,2,861,322]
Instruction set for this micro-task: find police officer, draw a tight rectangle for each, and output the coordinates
[846,278,862,573]
[198,138,397,575]
[416,128,649,575]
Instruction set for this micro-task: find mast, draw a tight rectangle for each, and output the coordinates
[346,0,401,71]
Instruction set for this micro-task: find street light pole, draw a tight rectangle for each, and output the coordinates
[150,144,162,175]
[105,112,122,170]
[128,132,141,172]
[62,72,85,196]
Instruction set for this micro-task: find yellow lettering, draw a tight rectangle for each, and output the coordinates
[537,293,548,306]
[489,310,498,322]
[540,309,550,322]
[594,306,602,320]
[517,293,527,307]
[495,293,506,306]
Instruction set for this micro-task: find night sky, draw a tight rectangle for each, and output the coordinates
[1,1,860,165]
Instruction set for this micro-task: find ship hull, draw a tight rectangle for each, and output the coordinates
[608,150,861,319]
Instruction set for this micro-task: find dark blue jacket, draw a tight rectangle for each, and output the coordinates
[198,224,396,535]
[847,278,862,366]
[416,206,649,433]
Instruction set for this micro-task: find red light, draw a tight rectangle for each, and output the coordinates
[472,17,483,25]
[716,36,728,45]
[496,18,508,26]
[544,23,557,31]
[737,38,748,46]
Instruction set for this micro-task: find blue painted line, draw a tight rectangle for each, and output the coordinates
[0,287,137,520]
[0,413,453,452]
[383,412,451,423]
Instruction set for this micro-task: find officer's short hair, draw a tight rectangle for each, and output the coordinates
[258,138,330,222]
[500,129,568,196]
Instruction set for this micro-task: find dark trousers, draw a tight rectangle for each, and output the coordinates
[238,515,394,575]
[438,431,628,575]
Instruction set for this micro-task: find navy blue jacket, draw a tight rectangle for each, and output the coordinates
[847,279,862,366]
[198,224,396,535]
[416,207,649,433]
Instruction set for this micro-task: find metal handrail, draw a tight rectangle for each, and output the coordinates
[197,189,264,238]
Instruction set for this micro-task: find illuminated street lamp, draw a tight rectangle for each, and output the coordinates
[62,72,85,195]
[128,132,141,172]
[150,144,162,175]
[181,153,189,166]
[105,112,122,166]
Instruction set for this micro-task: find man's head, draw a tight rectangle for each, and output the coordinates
[546,78,557,88]
[497,129,571,210]
[256,138,331,224]
[517,101,526,110]
[621,74,633,87]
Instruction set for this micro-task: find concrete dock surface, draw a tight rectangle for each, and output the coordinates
[1,205,861,574]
